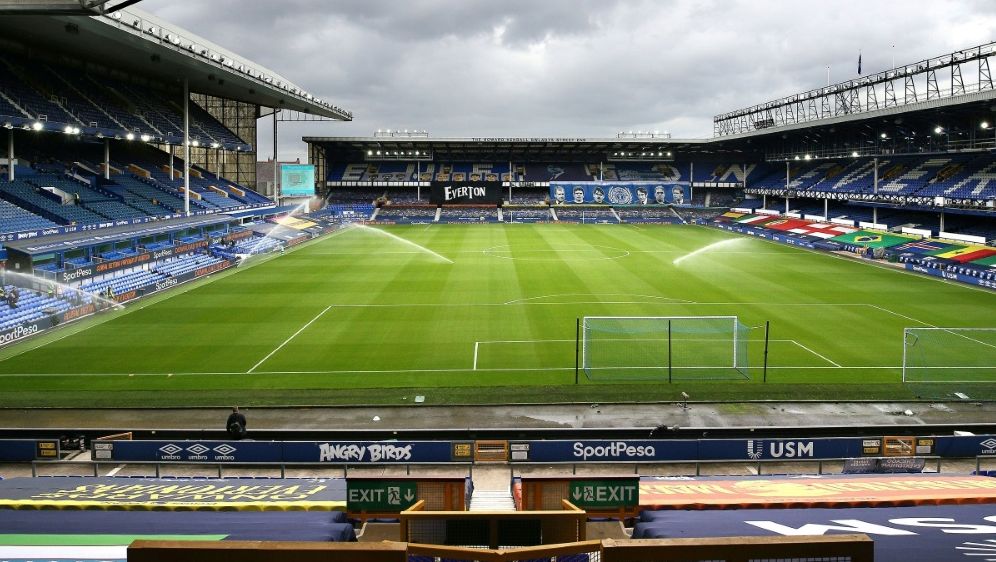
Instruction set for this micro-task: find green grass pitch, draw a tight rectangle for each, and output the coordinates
[0,223,994,407]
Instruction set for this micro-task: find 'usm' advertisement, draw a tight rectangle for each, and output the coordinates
[550,181,690,205]
[430,181,503,205]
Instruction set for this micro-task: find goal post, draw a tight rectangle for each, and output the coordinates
[580,316,751,381]
[902,327,996,383]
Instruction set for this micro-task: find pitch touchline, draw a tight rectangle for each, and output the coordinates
[246,305,333,374]
[2,366,968,378]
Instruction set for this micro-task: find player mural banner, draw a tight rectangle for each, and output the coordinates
[549,182,690,205]
[430,181,503,204]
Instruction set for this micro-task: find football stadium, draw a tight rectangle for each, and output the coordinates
[0,1,995,561]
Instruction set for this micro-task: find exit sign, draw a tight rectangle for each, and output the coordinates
[569,479,639,508]
[347,481,418,511]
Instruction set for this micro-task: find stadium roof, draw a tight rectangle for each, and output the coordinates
[307,93,996,163]
[302,135,768,162]
[0,7,351,120]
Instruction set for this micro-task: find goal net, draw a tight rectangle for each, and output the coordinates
[581,316,751,381]
[902,328,996,383]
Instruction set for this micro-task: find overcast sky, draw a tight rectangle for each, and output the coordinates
[138,0,996,162]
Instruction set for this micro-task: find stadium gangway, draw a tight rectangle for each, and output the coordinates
[28,459,474,479]
[25,456,949,479]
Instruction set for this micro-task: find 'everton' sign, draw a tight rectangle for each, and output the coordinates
[430,181,502,205]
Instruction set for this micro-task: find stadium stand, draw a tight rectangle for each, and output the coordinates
[0,198,59,234]
[0,52,248,148]
[0,285,72,332]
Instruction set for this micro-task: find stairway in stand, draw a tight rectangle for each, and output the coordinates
[469,464,515,511]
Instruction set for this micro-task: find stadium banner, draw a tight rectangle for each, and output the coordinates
[99,440,461,464]
[0,439,54,461]
[906,263,996,290]
[697,438,863,461]
[549,181,690,205]
[0,317,57,348]
[624,217,683,224]
[104,440,284,462]
[173,239,209,254]
[713,223,816,249]
[510,440,698,462]
[92,435,996,464]
[58,251,154,284]
[512,438,866,463]
[430,181,503,204]
[222,230,254,243]
[284,441,457,463]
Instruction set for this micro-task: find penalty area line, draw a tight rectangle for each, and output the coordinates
[787,340,842,367]
[246,305,333,374]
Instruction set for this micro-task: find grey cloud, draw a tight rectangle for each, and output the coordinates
[137,0,996,161]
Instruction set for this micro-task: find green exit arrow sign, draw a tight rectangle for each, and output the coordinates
[569,479,639,508]
[347,481,418,511]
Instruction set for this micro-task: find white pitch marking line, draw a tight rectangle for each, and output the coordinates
[247,305,333,374]
[105,464,125,476]
[787,339,842,367]
[868,304,996,351]
[0,365,959,378]
[504,293,693,305]
[473,341,479,371]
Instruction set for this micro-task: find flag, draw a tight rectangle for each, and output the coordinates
[830,230,913,248]
[893,239,966,256]
[935,247,996,264]
[972,254,996,267]
[738,214,779,225]
[857,53,862,75]
[764,218,812,232]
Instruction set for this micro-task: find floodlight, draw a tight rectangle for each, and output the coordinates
[982,121,991,130]
[667,151,672,157]
[32,122,44,131]
[851,151,859,157]
[934,126,944,134]
[141,134,152,142]
[880,132,887,138]
[211,142,220,148]
[804,154,811,160]
[192,140,200,147]
[125,132,135,140]
[64,125,74,134]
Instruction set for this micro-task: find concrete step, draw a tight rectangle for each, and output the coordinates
[469,490,515,512]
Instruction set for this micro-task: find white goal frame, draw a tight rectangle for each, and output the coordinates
[580,315,748,381]
[902,327,996,383]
